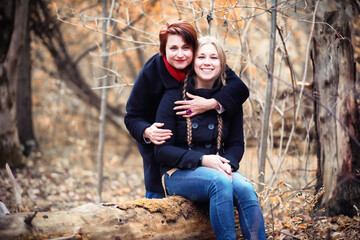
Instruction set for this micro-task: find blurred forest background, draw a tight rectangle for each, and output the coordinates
[1,0,360,239]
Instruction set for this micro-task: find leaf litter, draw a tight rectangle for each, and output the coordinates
[1,158,359,239]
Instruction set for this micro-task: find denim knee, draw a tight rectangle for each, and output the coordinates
[233,179,258,202]
[208,174,233,199]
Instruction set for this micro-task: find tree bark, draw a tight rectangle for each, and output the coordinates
[16,3,37,157]
[0,197,234,240]
[96,0,111,203]
[0,0,29,167]
[312,0,360,216]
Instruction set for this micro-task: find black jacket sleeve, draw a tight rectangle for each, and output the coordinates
[124,69,152,144]
[212,66,249,117]
[221,106,245,171]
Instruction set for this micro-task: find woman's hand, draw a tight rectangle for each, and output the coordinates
[201,155,232,181]
[143,123,172,145]
[173,92,219,117]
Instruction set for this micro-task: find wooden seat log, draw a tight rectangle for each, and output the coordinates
[0,196,246,240]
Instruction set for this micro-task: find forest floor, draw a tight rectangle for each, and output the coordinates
[1,153,359,240]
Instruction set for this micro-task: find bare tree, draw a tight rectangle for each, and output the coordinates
[96,0,114,203]
[312,0,360,216]
[16,1,37,157]
[0,0,29,167]
[258,0,277,191]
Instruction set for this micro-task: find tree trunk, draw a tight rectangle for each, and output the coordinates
[312,0,360,216]
[16,3,37,157]
[96,0,110,203]
[0,0,29,167]
[0,197,238,240]
[258,0,277,191]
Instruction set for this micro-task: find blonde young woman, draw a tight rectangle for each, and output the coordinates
[155,36,266,240]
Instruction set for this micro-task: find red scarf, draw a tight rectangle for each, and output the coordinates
[162,56,186,82]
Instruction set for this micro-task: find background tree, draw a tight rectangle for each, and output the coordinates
[0,0,29,167]
[16,0,36,157]
[312,0,360,216]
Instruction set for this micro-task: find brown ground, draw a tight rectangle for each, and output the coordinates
[1,154,359,239]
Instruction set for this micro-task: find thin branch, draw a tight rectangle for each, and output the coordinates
[172,0,182,19]
[189,1,203,36]
[276,24,297,120]
[54,3,157,46]
[91,83,133,90]
[74,45,98,65]
[91,63,124,78]
[5,163,23,209]
[90,45,148,58]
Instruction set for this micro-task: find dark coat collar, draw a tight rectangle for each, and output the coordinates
[153,53,181,89]
[185,76,222,99]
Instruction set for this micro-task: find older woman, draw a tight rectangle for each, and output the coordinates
[125,20,249,199]
[155,36,266,239]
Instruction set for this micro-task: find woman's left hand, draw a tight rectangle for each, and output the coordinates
[174,92,219,117]
[202,155,233,181]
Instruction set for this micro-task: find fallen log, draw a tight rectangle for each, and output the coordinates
[0,196,244,240]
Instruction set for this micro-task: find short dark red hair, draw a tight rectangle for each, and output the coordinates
[159,20,198,56]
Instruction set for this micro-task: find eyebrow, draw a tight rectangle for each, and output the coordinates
[169,43,189,47]
[197,53,218,56]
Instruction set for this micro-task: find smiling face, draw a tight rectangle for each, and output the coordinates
[193,43,221,89]
[165,34,194,70]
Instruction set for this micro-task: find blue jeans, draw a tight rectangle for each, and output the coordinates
[164,167,266,240]
[145,190,165,199]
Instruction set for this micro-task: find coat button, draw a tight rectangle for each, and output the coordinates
[192,122,199,129]
[187,163,192,168]
[205,143,211,148]
[208,123,214,130]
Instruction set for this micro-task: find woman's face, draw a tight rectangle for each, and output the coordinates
[194,43,221,89]
[165,34,193,70]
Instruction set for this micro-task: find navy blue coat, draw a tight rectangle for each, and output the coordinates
[124,53,248,193]
[154,78,245,176]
